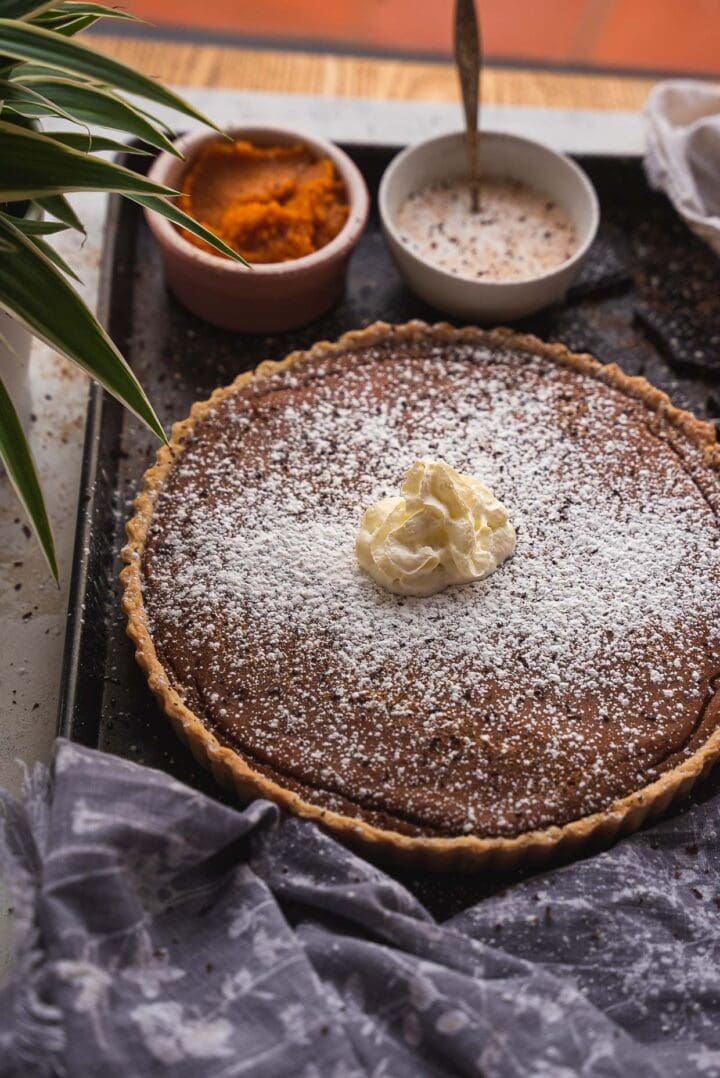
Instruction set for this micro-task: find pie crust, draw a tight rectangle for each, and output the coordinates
[121,321,720,870]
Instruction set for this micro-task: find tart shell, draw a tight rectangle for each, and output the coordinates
[121,321,720,871]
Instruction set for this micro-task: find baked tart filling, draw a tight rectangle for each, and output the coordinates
[122,323,720,868]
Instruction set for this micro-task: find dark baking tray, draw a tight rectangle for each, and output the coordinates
[57,143,720,917]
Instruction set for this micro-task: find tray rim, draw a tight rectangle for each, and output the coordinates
[57,188,123,742]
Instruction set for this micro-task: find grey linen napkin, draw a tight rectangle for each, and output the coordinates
[645,80,720,256]
[1,740,719,1077]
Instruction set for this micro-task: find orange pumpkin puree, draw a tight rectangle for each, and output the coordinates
[178,140,350,263]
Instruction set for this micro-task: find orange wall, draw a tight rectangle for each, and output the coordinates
[120,0,720,75]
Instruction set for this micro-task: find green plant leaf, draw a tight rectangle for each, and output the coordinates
[34,2,141,25]
[0,121,177,198]
[12,77,181,155]
[5,59,89,79]
[128,193,251,266]
[0,5,102,40]
[0,213,166,442]
[0,126,246,262]
[0,75,83,124]
[28,230,81,279]
[0,369,57,580]
[45,128,151,155]
[0,19,221,128]
[0,0,57,19]
[126,98,176,136]
[21,3,142,41]
[0,209,67,233]
[11,68,175,133]
[2,98,65,119]
[35,192,83,230]
[47,13,97,35]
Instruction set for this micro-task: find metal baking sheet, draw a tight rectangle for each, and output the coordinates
[57,144,720,917]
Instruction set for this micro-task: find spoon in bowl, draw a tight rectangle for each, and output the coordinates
[453,0,482,213]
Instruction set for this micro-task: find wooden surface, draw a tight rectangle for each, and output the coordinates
[91,35,656,111]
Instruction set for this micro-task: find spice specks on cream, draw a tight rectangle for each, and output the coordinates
[394,176,577,281]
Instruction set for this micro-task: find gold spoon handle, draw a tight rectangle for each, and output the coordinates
[453,0,482,212]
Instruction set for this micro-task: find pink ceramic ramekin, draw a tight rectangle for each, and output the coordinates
[144,125,370,333]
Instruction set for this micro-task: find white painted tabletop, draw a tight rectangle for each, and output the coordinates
[0,90,644,976]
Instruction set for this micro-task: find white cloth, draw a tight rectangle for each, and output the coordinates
[644,79,720,256]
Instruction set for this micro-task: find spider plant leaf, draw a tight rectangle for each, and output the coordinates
[0,19,222,128]
[0,76,82,124]
[27,231,81,279]
[12,77,181,155]
[29,82,177,135]
[33,2,141,24]
[128,193,250,266]
[45,129,151,156]
[35,192,83,230]
[126,99,176,136]
[0,0,56,19]
[0,209,67,234]
[28,4,142,38]
[0,370,58,581]
[0,214,166,442]
[1,99,70,121]
[6,59,90,79]
[0,121,177,199]
[20,84,177,136]
[2,100,61,120]
[46,14,100,36]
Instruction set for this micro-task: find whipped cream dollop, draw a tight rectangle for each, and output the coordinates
[356,459,516,597]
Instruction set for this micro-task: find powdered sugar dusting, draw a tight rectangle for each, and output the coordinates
[141,340,720,836]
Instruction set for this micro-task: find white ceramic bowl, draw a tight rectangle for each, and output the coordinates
[379,130,600,322]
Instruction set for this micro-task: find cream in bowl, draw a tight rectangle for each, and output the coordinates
[379,131,599,322]
[395,175,577,282]
[145,125,369,334]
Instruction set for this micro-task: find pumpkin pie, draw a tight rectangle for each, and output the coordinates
[121,322,720,869]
